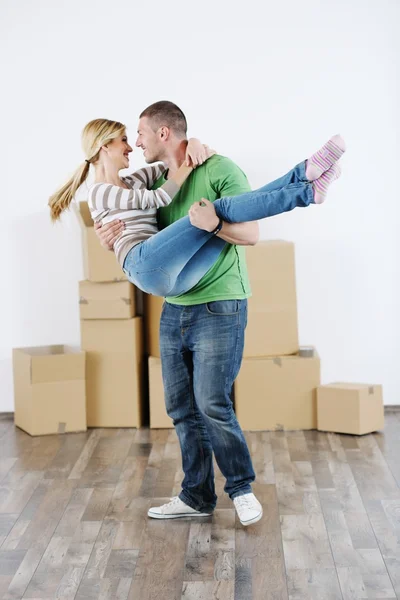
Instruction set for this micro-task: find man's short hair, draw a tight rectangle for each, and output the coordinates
[140,101,187,139]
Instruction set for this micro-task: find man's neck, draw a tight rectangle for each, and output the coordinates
[162,140,188,178]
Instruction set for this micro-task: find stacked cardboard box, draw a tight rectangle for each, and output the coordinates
[148,356,173,428]
[13,345,86,436]
[243,240,299,358]
[235,241,321,430]
[143,295,172,428]
[76,201,145,428]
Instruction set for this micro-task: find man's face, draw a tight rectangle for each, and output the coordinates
[136,117,163,163]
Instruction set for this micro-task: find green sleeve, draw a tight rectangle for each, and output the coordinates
[206,155,251,198]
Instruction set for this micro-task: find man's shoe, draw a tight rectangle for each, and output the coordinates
[148,496,212,520]
[233,493,263,526]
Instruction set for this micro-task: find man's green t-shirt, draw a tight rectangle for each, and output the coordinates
[153,154,252,305]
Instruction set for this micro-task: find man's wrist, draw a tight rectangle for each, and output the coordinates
[211,217,223,235]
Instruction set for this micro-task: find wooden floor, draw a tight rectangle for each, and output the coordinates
[0,412,400,600]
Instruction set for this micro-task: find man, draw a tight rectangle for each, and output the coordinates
[95,101,262,526]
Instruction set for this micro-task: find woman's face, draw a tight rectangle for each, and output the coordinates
[106,132,133,169]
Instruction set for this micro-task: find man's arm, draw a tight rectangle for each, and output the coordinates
[207,156,259,246]
[217,221,259,246]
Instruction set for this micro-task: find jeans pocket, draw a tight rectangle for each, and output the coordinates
[206,300,239,315]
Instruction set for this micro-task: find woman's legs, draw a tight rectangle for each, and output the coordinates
[123,215,224,296]
[166,236,227,297]
[213,162,314,224]
[124,162,312,297]
[123,134,345,297]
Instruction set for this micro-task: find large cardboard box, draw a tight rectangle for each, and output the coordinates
[244,240,299,357]
[81,317,144,427]
[235,348,320,430]
[79,280,136,320]
[144,294,164,357]
[148,357,173,428]
[74,201,126,283]
[13,345,86,436]
[317,383,384,435]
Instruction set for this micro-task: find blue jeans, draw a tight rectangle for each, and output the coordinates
[160,299,254,512]
[122,161,312,296]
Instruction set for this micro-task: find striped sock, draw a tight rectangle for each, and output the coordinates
[313,162,342,204]
[306,134,346,181]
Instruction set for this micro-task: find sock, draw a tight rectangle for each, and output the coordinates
[313,162,342,204]
[306,134,346,181]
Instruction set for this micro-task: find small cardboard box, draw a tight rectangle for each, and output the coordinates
[148,357,173,428]
[235,348,320,430]
[144,294,164,357]
[81,317,144,427]
[79,280,136,320]
[244,240,299,357]
[13,345,86,436]
[74,201,126,283]
[317,383,384,435]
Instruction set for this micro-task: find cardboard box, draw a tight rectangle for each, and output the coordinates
[79,280,136,320]
[81,317,144,427]
[244,240,299,357]
[13,345,86,436]
[317,383,384,435]
[148,357,173,428]
[235,348,320,430]
[144,294,164,357]
[74,201,126,283]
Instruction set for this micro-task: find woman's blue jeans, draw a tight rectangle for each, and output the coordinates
[123,161,312,296]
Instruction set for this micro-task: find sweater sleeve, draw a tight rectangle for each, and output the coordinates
[88,178,179,211]
[124,164,165,188]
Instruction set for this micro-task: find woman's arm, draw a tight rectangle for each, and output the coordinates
[89,140,215,213]
[88,180,181,212]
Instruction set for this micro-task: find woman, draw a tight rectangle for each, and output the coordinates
[49,119,345,296]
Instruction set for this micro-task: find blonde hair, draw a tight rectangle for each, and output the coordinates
[48,118,126,221]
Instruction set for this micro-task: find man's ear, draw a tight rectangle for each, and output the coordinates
[159,126,170,141]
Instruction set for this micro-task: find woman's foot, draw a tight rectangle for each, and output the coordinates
[313,162,342,204]
[306,134,346,181]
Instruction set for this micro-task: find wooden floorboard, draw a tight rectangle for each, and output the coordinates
[0,412,399,599]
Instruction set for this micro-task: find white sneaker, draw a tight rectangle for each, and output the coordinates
[233,493,263,526]
[148,496,212,520]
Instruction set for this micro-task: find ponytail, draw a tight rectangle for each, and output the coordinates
[48,160,91,221]
[49,118,126,221]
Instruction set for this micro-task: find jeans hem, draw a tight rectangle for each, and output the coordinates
[230,486,253,500]
[179,491,215,514]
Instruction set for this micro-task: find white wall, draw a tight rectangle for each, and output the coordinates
[1,0,399,410]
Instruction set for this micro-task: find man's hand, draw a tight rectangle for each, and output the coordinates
[189,199,219,232]
[94,220,124,250]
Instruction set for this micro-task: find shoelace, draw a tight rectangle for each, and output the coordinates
[162,496,180,511]
[235,495,252,509]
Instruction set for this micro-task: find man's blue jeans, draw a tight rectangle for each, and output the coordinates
[123,161,312,296]
[159,299,254,513]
